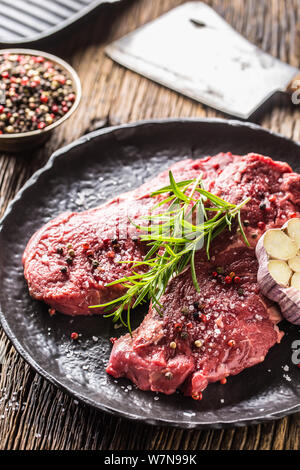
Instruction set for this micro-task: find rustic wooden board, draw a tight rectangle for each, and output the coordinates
[0,0,300,450]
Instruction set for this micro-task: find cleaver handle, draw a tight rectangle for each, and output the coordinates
[286,72,300,96]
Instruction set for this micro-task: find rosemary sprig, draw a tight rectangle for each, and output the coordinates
[89,171,250,332]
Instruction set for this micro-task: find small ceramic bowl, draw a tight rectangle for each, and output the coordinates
[0,49,81,153]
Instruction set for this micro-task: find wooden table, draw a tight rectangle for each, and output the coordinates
[0,0,300,451]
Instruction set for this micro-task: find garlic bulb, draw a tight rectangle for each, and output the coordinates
[256,218,300,325]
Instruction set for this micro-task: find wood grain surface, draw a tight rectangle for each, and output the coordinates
[0,0,300,451]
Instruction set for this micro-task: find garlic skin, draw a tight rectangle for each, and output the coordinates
[256,219,300,326]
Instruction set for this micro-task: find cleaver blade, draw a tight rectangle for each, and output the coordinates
[106,1,299,119]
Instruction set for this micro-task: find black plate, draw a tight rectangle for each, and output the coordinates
[0,0,121,45]
[1,119,300,429]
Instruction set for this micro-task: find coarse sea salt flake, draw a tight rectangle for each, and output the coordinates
[183,411,196,417]
[283,374,291,382]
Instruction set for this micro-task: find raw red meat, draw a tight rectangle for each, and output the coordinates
[23,152,300,396]
[107,245,283,396]
[22,154,234,315]
[106,153,300,396]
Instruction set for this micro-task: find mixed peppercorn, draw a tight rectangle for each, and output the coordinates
[56,239,121,277]
[0,52,76,134]
[211,267,243,293]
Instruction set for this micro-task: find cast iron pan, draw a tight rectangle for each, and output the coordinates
[0,0,121,45]
[1,119,300,429]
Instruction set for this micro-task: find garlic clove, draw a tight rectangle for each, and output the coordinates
[263,229,297,260]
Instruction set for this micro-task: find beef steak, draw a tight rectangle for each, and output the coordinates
[107,245,283,396]
[106,153,300,396]
[23,151,300,396]
[23,153,234,315]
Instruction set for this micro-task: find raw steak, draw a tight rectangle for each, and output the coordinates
[106,153,300,396]
[23,151,300,397]
[107,245,283,396]
[23,153,234,315]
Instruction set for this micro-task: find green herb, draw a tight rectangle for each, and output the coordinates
[89,171,250,332]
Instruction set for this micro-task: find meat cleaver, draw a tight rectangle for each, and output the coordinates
[106,1,300,119]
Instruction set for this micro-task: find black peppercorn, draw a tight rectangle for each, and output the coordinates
[180,332,189,340]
